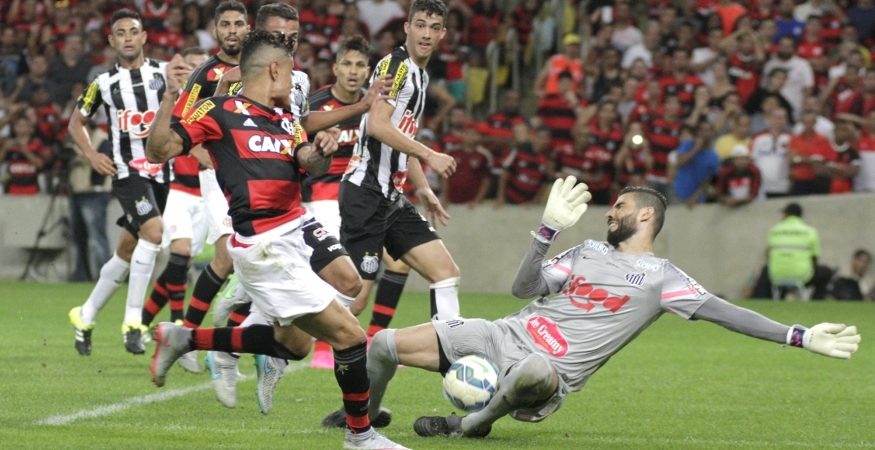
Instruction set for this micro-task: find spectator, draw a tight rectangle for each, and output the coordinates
[537,71,587,150]
[766,202,832,299]
[714,0,747,36]
[715,113,752,161]
[357,0,406,40]
[856,110,875,192]
[763,36,815,118]
[659,48,704,115]
[716,144,761,208]
[67,121,112,281]
[691,29,726,86]
[534,33,583,99]
[792,95,834,142]
[621,22,660,69]
[496,123,550,206]
[11,53,50,104]
[830,68,875,119]
[614,121,653,189]
[751,108,792,198]
[439,105,468,155]
[552,120,610,205]
[442,126,492,207]
[0,25,24,94]
[47,33,90,105]
[825,119,860,194]
[745,67,795,119]
[788,109,835,195]
[848,0,875,44]
[644,94,684,199]
[669,121,720,207]
[774,0,806,42]
[725,29,766,105]
[609,2,642,52]
[830,249,874,301]
[0,114,50,195]
[796,15,830,86]
[588,46,622,103]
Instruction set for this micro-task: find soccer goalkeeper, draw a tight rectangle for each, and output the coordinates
[323,176,862,437]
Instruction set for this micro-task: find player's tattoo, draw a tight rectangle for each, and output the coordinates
[297,143,331,176]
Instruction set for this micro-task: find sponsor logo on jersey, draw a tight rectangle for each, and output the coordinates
[344,154,361,174]
[397,110,419,138]
[525,315,568,357]
[584,240,610,255]
[243,118,257,127]
[378,58,408,99]
[181,83,202,116]
[80,81,99,112]
[391,170,408,193]
[625,272,646,286]
[635,258,662,272]
[118,109,157,138]
[326,243,342,252]
[337,128,359,146]
[135,196,153,216]
[563,274,630,313]
[184,99,215,124]
[311,226,330,241]
[360,253,379,274]
[247,134,293,155]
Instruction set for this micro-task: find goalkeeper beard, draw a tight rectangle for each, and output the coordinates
[607,213,637,248]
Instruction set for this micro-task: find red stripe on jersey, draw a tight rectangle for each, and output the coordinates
[308,182,341,201]
[171,155,201,190]
[247,179,297,211]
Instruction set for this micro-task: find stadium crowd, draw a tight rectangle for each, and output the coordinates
[2,0,875,204]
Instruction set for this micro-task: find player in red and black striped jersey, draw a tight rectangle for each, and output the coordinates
[141,2,250,356]
[147,31,407,449]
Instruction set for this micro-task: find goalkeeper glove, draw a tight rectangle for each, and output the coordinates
[535,176,592,243]
[787,323,861,359]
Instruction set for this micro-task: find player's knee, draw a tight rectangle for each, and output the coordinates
[138,221,163,244]
[327,317,367,350]
[368,329,397,364]
[169,239,192,256]
[334,271,362,298]
[507,354,555,406]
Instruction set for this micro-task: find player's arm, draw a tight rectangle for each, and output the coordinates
[68,80,116,176]
[297,143,331,176]
[301,76,391,133]
[692,297,861,359]
[367,99,457,177]
[147,56,194,163]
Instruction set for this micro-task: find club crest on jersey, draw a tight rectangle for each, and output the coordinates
[207,66,226,82]
[234,101,251,115]
[248,134,292,155]
[525,315,568,357]
[397,110,418,138]
[360,253,379,274]
[135,196,153,216]
[625,272,646,286]
[118,109,157,138]
[149,74,165,91]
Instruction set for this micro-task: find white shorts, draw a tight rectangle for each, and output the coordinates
[199,169,234,244]
[162,188,208,257]
[227,219,337,326]
[303,200,340,239]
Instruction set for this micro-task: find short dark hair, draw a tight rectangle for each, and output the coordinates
[240,29,292,75]
[182,47,208,57]
[110,8,142,28]
[408,0,448,24]
[854,249,872,260]
[783,202,803,217]
[619,186,667,238]
[336,34,370,62]
[255,2,298,29]
[214,0,248,24]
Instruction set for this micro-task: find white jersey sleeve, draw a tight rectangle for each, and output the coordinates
[659,263,714,319]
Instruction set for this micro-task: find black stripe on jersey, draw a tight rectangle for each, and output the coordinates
[309,87,332,108]
[408,69,422,119]
[108,67,132,168]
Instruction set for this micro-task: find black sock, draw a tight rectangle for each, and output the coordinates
[143,273,168,327]
[183,265,225,328]
[164,253,190,323]
[368,270,407,337]
[190,325,304,360]
[226,302,251,327]
[334,342,371,433]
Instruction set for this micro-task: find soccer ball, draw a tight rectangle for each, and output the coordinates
[442,355,499,412]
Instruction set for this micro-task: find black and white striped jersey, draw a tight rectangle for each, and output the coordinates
[76,58,170,182]
[343,46,428,198]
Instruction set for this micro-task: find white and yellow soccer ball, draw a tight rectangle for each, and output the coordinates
[442,355,499,412]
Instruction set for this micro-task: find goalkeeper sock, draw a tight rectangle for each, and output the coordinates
[368,270,407,337]
[429,277,460,320]
[334,342,371,433]
[183,265,225,328]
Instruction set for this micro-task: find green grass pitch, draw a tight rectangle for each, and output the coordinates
[0,281,872,449]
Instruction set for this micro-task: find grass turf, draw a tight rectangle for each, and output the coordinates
[0,281,872,449]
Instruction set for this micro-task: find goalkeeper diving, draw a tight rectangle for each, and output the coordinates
[321,176,862,438]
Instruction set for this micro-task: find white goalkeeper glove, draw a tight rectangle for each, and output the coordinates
[535,176,591,242]
[787,323,861,359]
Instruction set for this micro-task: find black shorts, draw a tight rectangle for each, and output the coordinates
[112,175,169,236]
[339,183,439,280]
[302,216,348,273]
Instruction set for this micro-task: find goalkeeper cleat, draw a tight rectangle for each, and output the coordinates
[122,322,148,355]
[255,354,287,414]
[177,351,202,373]
[343,428,409,450]
[69,307,93,356]
[150,322,192,387]
[413,413,491,438]
[205,351,238,408]
[321,407,392,429]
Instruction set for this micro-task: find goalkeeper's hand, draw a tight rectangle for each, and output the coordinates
[788,323,861,359]
[542,176,592,232]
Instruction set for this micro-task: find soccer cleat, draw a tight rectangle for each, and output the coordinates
[205,351,238,408]
[413,412,491,438]
[177,351,202,373]
[321,407,392,429]
[309,346,335,369]
[150,322,192,387]
[343,428,409,450]
[122,322,148,355]
[213,274,245,326]
[68,306,93,356]
[255,355,287,414]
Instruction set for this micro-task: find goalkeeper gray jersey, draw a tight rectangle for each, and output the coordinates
[496,239,714,392]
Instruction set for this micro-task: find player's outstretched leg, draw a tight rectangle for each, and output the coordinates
[414,353,557,438]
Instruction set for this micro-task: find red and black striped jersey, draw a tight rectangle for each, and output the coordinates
[645,115,683,179]
[302,86,362,202]
[173,96,309,236]
[501,143,548,204]
[170,55,238,194]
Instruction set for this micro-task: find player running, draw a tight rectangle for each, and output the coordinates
[140,1,249,374]
[67,9,190,356]
[146,30,408,450]
[360,177,861,438]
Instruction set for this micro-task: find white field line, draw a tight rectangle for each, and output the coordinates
[35,363,307,426]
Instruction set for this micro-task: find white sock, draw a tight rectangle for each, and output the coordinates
[430,277,461,320]
[123,240,161,324]
[336,292,356,308]
[81,254,130,325]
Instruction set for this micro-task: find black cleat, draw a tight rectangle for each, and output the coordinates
[413,413,491,438]
[74,329,92,356]
[123,327,146,354]
[321,407,392,428]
